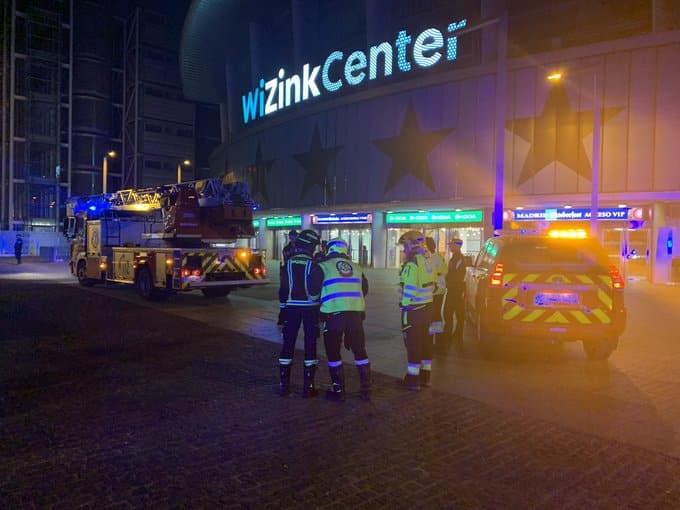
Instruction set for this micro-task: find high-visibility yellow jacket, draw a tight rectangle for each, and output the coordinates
[399,252,434,308]
[318,256,366,313]
[429,251,447,295]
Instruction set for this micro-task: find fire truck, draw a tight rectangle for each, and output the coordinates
[64,178,268,300]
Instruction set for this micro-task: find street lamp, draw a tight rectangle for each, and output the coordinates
[102,151,117,194]
[547,68,602,238]
[177,159,191,184]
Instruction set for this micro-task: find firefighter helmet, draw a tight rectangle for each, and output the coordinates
[398,230,424,245]
[327,238,348,255]
[296,229,321,252]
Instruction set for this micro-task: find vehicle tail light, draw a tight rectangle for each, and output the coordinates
[489,263,504,287]
[192,269,201,277]
[182,269,190,277]
[609,265,624,289]
[261,266,267,276]
[253,267,260,275]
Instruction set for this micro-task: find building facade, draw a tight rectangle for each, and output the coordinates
[180,0,680,283]
[0,0,219,256]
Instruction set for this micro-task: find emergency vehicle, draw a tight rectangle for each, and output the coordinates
[64,178,268,300]
[464,229,627,360]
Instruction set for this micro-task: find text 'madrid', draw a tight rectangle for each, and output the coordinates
[241,19,468,125]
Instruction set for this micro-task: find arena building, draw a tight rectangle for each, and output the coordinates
[180,0,680,282]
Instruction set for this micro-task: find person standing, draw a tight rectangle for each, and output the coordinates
[278,229,322,397]
[310,238,370,401]
[425,237,447,352]
[278,229,299,326]
[443,238,466,351]
[397,230,435,391]
[14,234,23,264]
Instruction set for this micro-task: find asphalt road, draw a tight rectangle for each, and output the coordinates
[2,260,680,508]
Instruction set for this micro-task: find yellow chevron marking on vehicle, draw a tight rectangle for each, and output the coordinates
[570,310,592,324]
[521,273,541,283]
[575,274,594,284]
[546,274,571,283]
[545,311,569,323]
[223,258,237,271]
[205,257,220,273]
[503,305,523,320]
[503,273,516,285]
[503,287,518,301]
[522,310,545,322]
[592,308,611,324]
[598,275,613,287]
[597,289,612,309]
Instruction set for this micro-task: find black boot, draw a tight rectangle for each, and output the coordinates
[396,373,421,391]
[419,369,431,388]
[357,363,371,401]
[302,364,319,398]
[325,365,345,402]
[279,363,291,397]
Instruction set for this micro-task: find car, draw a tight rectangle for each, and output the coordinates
[464,229,627,360]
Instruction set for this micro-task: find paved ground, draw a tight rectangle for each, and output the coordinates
[2,267,680,508]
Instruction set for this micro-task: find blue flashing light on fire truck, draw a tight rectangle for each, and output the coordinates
[64,178,268,300]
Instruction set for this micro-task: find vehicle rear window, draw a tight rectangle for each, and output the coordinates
[501,238,610,271]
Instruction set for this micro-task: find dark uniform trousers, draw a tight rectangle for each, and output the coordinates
[280,306,320,361]
[443,284,465,341]
[401,304,433,366]
[323,311,367,362]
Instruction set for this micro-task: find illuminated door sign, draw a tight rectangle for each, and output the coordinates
[265,216,303,228]
[253,219,260,228]
[241,18,468,125]
[386,210,483,224]
[513,208,630,221]
[313,213,373,224]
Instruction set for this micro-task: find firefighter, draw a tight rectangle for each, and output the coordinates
[397,230,435,391]
[278,229,299,326]
[425,237,447,352]
[443,237,466,351]
[278,229,323,397]
[14,234,23,264]
[310,238,370,401]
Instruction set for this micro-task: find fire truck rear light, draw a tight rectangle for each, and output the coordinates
[489,263,504,287]
[99,262,107,270]
[166,259,173,266]
[182,269,190,277]
[261,267,267,276]
[192,269,201,277]
[253,267,260,274]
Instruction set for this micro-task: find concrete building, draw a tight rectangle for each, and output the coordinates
[179,0,680,283]
[0,0,219,256]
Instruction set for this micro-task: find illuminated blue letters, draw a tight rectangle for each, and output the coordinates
[322,51,344,92]
[395,30,412,72]
[413,28,443,68]
[241,18,468,124]
[345,50,367,85]
[369,42,393,80]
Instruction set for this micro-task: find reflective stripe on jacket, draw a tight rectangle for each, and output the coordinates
[318,257,365,313]
[399,253,434,308]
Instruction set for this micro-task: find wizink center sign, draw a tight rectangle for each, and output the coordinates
[241,18,468,125]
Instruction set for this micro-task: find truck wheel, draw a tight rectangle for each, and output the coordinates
[77,261,94,287]
[136,266,164,301]
[583,337,618,361]
[201,288,231,298]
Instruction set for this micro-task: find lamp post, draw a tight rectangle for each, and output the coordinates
[177,159,191,184]
[102,150,117,194]
[547,68,602,238]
